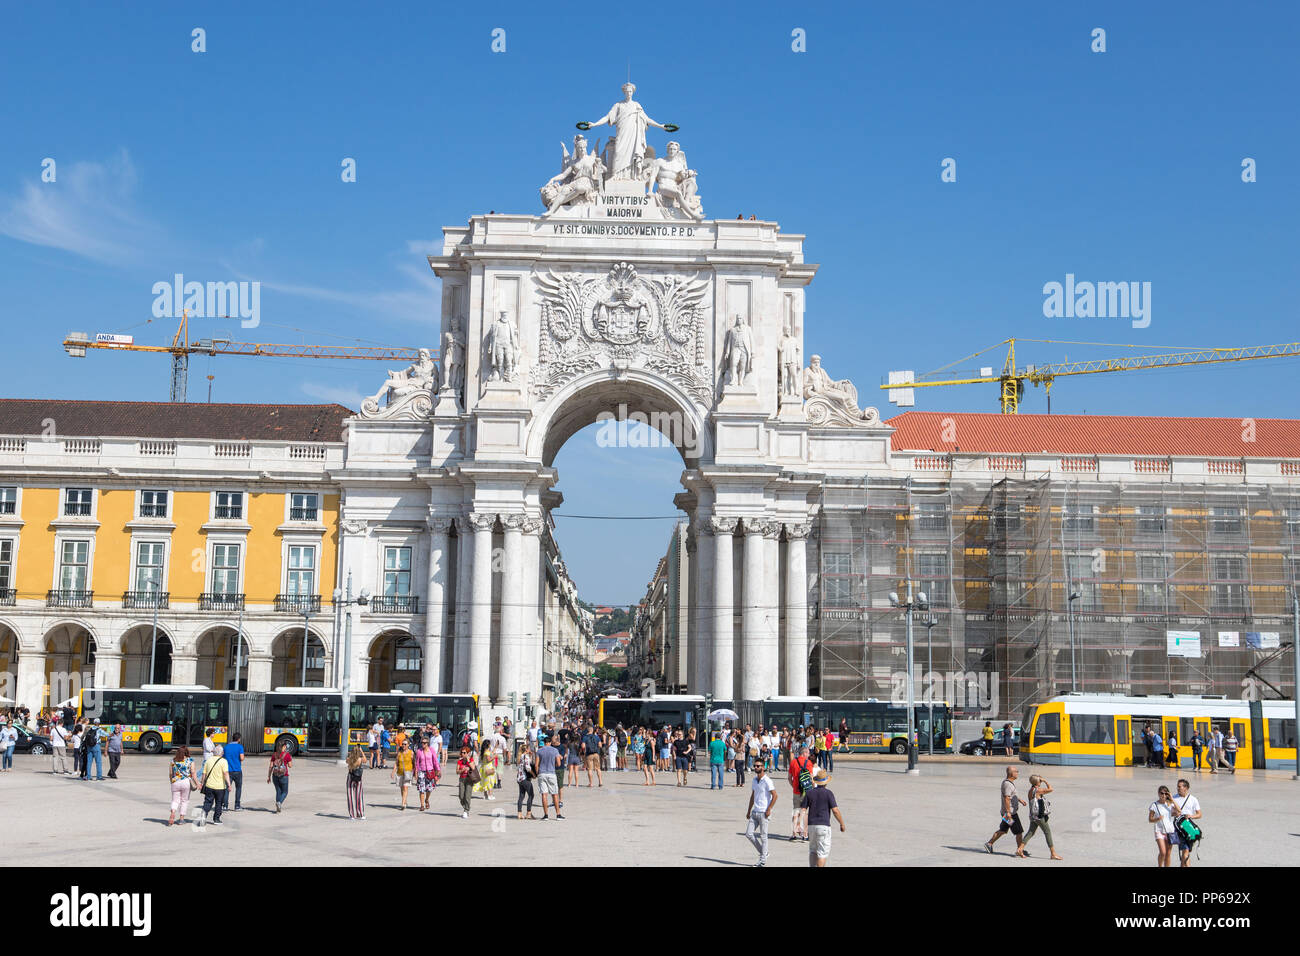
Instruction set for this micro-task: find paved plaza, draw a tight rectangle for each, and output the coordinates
[3,752,1297,866]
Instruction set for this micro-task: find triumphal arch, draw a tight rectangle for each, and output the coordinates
[340,83,893,710]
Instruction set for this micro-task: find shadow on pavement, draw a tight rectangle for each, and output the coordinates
[685,855,751,867]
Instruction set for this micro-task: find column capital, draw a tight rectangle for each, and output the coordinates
[783,521,814,540]
[427,513,456,534]
[501,512,527,532]
[467,512,498,533]
[520,515,544,535]
[708,515,739,535]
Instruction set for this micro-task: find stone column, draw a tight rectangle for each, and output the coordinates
[784,522,812,697]
[692,521,714,693]
[710,517,736,700]
[453,517,474,691]
[761,521,782,699]
[424,517,452,694]
[15,651,47,710]
[467,512,496,699]
[246,655,273,693]
[94,652,122,690]
[741,520,765,699]
[171,654,198,686]
[520,517,543,702]
[684,529,698,691]
[498,513,525,702]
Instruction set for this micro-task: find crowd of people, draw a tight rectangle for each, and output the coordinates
[1139,722,1238,774]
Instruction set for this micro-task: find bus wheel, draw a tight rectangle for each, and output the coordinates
[139,733,163,755]
[275,734,300,756]
[891,739,908,755]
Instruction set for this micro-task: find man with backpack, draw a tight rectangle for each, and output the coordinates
[788,744,816,842]
[1172,778,1202,867]
[80,719,104,780]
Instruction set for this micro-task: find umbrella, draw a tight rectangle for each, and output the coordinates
[707,708,740,723]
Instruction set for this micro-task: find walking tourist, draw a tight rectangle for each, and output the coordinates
[823,727,835,772]
[516,745,536,819]
[744,762,778,867]
[536,737,561,819]
[1151,726,1164,767]
[616,723,628,771]
[1001,723,1015,757]
[346,746,366,820]
[69,724,82,776]
[708,731,726,789]
[583,724,603,787]
[367,724,379,768]
[268,741,292,812]
[1223,730,1238,773]
[1024,774,1063,860]
[1190,730,1204,771]
[731,729,746,786]
[984,766,1027,858]
[0,717,16,771]
[456,746,477,818]
[199,744,231,826]
[673,729,694,786]
[1208,727,1223,773]
[415,737,439,810]
[49,718,69,774]
[475,739,498,799]
[788,744,816,841]
[803,768,845,867]
[1149,784,1176,866]
[1142,723,1155,768]
[221,732,244,810]
[1173,778,1202,867]
[167,747,198,826]
[202,726,216,763]
[106,724,123,779]
[82,719,104,780]
[607,727,618,773]
[982,721,995,754]
[392,739,415,810]
[837,718,851,753]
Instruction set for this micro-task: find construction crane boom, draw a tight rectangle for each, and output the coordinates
[64,312,426,402]
[883,338,1300,414]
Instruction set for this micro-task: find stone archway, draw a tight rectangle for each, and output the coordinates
[367,629,420,692]
[195,626,253,691]
[271,628,328,688]
[119,625,174,686]
[43,622,97,706]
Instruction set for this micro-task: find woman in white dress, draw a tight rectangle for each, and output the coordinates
[1148,785,1176,867]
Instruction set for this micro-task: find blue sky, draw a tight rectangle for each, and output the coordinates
[1,2,1295,605]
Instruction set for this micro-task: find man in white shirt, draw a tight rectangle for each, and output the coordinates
[527,720,539,748]
[1173,778,1202,867]
[744,763,779,867]
[49,720,69,774]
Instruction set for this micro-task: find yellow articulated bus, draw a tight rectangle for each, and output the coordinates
[1021,693,1298,770]
[79,687,229,754]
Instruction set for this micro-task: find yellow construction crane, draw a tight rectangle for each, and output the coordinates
[63,312,425,402]
[883,338,1300,414]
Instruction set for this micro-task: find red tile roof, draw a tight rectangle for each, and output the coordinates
[886,411,1300,458]
[0,400,352,442]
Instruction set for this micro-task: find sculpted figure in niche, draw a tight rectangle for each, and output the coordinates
[442,315,466,398]
[363,348,436,415]
[487,311,520,383]
[540,135,605,213]
[778,324,801,398]
[721,315,754,387]
[584,82,668,181]
[645,141,703,220]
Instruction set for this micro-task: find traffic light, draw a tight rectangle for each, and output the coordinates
[523,691,532,715]
[509,691,518,716]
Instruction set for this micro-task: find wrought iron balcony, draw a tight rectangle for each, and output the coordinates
[200,592,245,611]
[214,505,243,519]
[0,587,15,606]
[47,589,93,608]
[289,507,319,522]
[123,590,169,609]
[276,593,321,613]
[370,594,419,614]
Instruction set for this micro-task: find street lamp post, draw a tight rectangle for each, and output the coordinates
[889,583,928,775]
[1067,589,1080,693]
[334,572,372,764]
[924,615,937,757]
[1293,590,1299,781]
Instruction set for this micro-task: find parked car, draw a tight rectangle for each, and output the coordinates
[11,724,53,756]
[959,727,1021,756]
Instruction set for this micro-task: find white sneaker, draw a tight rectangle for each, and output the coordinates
[462,811,468,819]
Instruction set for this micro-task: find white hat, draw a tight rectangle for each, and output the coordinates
[468,721,478,730]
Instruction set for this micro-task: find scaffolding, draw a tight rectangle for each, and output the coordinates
[813,475,1299,719]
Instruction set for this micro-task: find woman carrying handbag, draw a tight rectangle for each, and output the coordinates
[267,741,293,812]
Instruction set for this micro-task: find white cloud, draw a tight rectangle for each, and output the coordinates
[0,149,161,264]
[300,381,365,408]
